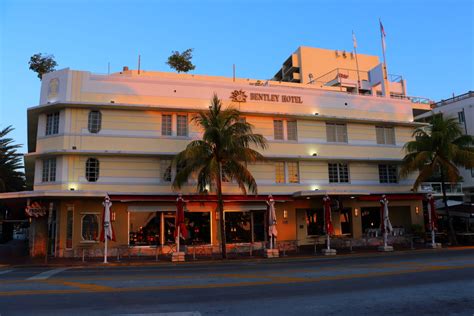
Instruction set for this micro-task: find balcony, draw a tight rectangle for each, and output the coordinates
[420,182,464,196]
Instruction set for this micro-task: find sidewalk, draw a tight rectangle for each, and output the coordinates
[2,245,473,269]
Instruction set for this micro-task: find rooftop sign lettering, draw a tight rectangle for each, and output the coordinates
[230,90,303,104]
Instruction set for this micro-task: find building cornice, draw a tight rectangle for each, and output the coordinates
[25,149,403,162]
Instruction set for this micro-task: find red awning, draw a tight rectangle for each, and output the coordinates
[109,194,294,203]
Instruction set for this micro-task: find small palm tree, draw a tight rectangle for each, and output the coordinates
[172,94,268,258]
[0,126,25,192]
[400,115,474,243]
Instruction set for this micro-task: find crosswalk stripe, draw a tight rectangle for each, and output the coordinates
[0,270,13,275]
[27,267,71,280]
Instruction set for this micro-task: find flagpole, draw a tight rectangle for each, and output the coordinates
[379,18,388,81]
[352,31,361,92]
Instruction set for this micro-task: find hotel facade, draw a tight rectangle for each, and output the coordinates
[2,47,430,257]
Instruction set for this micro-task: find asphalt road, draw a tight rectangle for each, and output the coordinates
[0,249,473,316]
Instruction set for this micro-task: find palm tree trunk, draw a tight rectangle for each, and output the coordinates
[440,170,457,245]
[217,162,227,259]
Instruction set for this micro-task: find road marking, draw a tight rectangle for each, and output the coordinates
[113,313,201,316]
[27,267,71,280]
[1,263,473,297]
[0,270,13,275]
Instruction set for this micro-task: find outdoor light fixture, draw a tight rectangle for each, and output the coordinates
[283,210,288,219]
[306,197,311,200]
[415,206,420,215]
[215,211,220,221]
[354,208,359,217]
[111,211,116,222]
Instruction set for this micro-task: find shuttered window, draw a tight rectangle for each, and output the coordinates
[177,115,188,136]
[162,114,172,136]
[326,123,347,143]
[376,126,395,145]
[287,120,298,141]
[273,120,284,140]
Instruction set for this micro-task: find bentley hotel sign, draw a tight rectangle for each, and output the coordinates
[230,89,303,104]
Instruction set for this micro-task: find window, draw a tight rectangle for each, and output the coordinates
[177,115,188,136]
[328,163,349,183]
[287,120,298,141]
[66,207,74,249]
[81,214,99,241]
[275,162,285,183]
[162,114,172,136]
[42,158,56,182]
[287,162,299,183]
[45,112,59,135]
[326,123,348,143]
[378,164,398,183]
[161,159,172,182]
[458,111,465,124]
[85,158,100,182]
[88,111,102,133]
[376,126,395,145]
[273,120,284,140]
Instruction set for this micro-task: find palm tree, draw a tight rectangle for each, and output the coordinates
[172,94,268,258]
[0,126,25,192]
[400,115,474,243]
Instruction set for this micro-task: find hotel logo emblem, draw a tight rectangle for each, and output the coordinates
[48,78,59,100]
[230,89,247,103]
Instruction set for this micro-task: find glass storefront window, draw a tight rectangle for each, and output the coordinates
[128,211,212,246]
[183,212,211,245]
[225,211,265,243]
[129,212,160,246]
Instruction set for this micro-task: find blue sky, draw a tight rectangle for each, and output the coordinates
[1,0,473,149]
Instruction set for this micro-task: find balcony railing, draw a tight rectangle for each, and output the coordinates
[420,182,464,195]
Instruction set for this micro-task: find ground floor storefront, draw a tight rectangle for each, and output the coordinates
[19,193,425,258]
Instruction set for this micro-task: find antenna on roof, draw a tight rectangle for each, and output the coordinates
[233,64,236,82]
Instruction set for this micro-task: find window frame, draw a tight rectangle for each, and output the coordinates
[42,157,57,182]
[45,112,60,136]
[80,213,100,242]
[275,161,286,183]
[375,126,396,145]
[458,111,465,124]
[378,164,398,184]
[326,122,348,143]
[85,158,100,182]
[287,161,300,183]
[328,162,350,183]
[273,120,284,140]
[287,120,298,141]
[161,114,172,136]
[176,114,188,137]
[87,110,102,134]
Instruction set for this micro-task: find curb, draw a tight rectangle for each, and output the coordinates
[4,246,474,269]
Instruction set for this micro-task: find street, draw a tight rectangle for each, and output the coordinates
[0,249,473,316]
